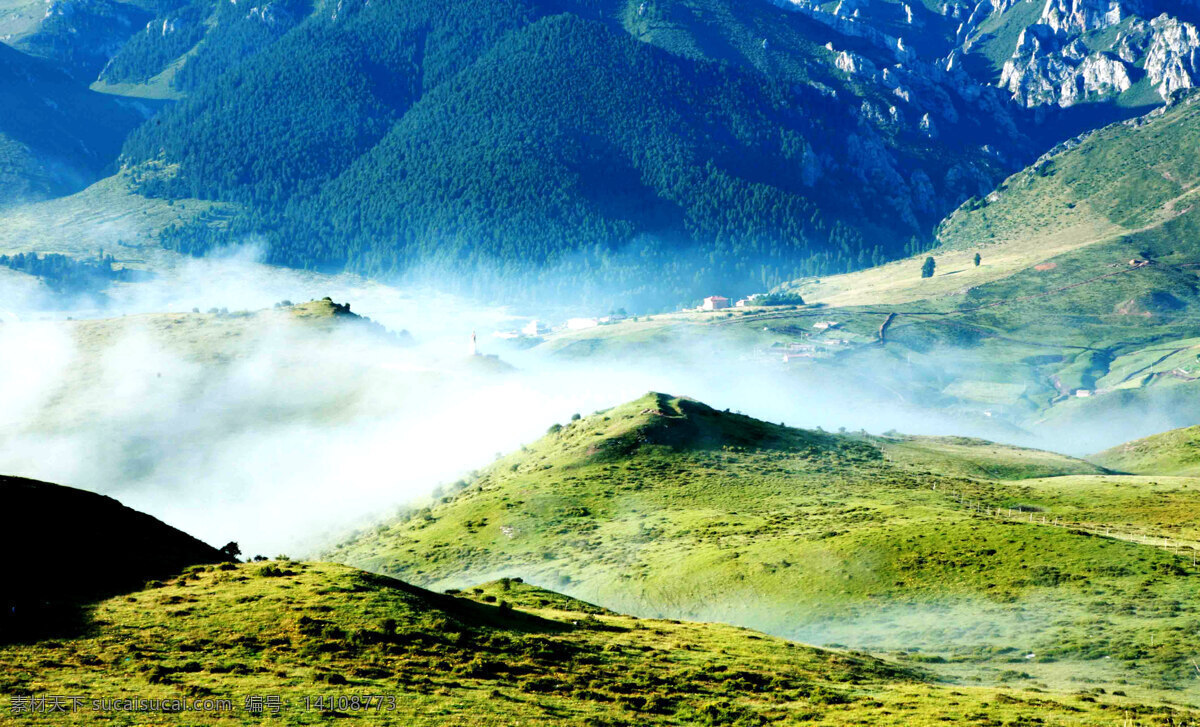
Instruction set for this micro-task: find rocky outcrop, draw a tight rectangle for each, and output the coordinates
[1000,24,1133,106]
[920,111,939,136]
[836,49,878,76]
[1039,0,1143,35]
[1072,52,1132,100]
[771,0,916,62]
[989,0,1200,106]
[1145,15,1200,97]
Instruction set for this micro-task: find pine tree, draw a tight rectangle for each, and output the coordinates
[921,256,936,278]
[974,252,981,267]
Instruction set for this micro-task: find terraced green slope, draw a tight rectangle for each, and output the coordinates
[328,393,1200,696]
[1092,425,1200,476]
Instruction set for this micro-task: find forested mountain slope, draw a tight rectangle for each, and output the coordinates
[0,0,152,81]
[95,0,309,95]
[116,0,1047,305]
[10,0,1200,304]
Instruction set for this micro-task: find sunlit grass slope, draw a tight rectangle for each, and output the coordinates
[1092,425,1200,476]
[781,93,1200,308]
[328,393,1200,698]
[877,435,1107,480]
[0,171,230,270]
[9,560,1195,725]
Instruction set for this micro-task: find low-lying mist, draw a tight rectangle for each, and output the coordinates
[0,247,1190,555]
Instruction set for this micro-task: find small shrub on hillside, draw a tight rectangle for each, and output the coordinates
[519,676,561,693]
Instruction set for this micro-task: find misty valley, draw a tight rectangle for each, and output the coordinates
[3,0,1200,723]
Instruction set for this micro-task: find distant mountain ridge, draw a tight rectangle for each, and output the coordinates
[114,0,1039,305]
[6,0,1200,302]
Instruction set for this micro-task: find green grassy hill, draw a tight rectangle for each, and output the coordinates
[49,296,404,360]
[6,480,1178,726]
[9,560,1190,726]
[327,393,1200,698]
[1092,425,1200,476]
[17,298,414,431]
[877,435,1107,480]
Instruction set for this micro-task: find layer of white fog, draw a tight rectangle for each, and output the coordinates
[0,247,1191,555]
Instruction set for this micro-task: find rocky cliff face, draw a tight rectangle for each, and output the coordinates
[1039,0,1144,34]
[994,0,1200,107]
[777,0,1200,111]
[1145,14,1200,96]
[1000,29,1133,106]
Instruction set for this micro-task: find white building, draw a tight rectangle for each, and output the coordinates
[702,296,730,311]
[522,319,550,337]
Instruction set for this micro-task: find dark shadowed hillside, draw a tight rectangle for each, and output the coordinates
[0,475,229,641]
[0,43,149,202]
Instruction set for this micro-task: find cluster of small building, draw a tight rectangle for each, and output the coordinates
[700,294,763,310]
[490,312,629,341]
[774,321,852,363]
